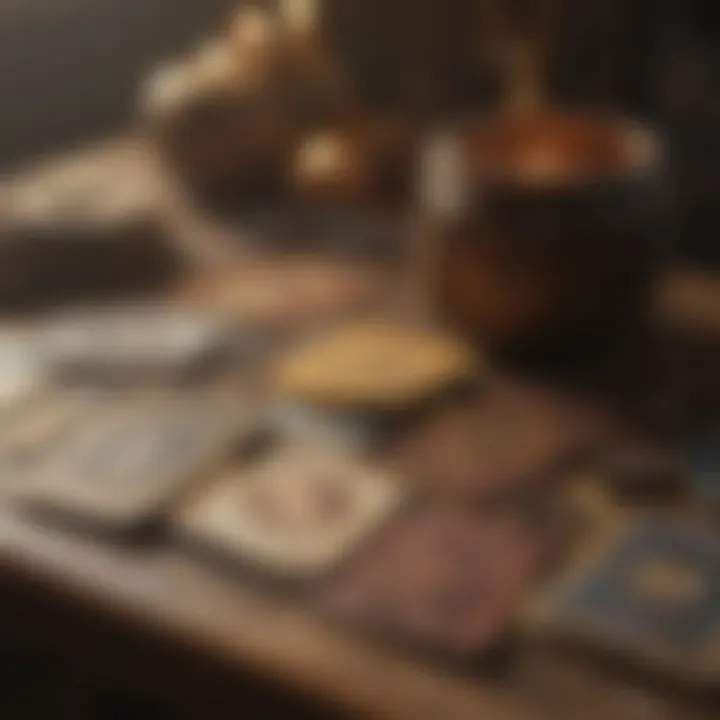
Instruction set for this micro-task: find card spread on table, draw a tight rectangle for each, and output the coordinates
[316,505,543,655]
[36,306,232,377]
[26,393,255,531]
[176,443,405,578]
[530,520,720,684]
[387,380,602,498]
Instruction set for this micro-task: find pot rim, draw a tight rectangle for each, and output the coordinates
[457,108,663,193]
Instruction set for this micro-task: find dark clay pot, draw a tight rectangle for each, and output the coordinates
[429,111,665,367]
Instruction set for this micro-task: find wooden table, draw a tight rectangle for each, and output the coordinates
[0,142,718,720]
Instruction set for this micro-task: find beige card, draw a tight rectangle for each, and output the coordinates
[177,443,405,578]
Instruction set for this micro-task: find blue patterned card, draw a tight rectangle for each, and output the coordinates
[546,520,720,682]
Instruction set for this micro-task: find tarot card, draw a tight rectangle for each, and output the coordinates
[386,379,604,499]
[176,443,405,579]
[36,305,233,379]
[26,391,257,534]
[528,519,720,687]
[316,505,544,656]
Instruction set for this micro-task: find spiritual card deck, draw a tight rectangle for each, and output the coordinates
[26,392,256,535]
[316,505,544,656]
[176,443,405,579]
[527,519,720,687]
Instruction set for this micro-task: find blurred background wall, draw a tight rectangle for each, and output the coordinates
[0,0,237,169]
[0,0,715,261]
